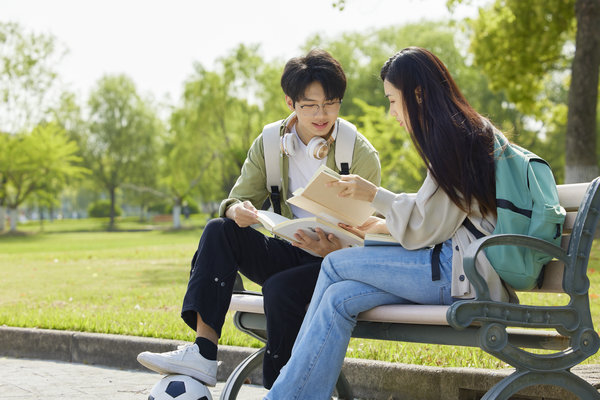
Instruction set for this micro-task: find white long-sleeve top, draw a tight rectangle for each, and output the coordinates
[371,171,512,302]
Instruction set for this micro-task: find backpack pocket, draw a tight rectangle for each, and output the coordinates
[529,203,565,265]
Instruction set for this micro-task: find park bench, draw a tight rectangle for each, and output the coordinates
[222,177,600,400]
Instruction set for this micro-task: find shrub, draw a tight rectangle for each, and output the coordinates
[88,200,122,218]
[148,199,200,215]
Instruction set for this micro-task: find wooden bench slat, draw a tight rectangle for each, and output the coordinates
[529,260,564,293]
[230,294,452,325]
[357,304,449,325]
[563,211,577,233]
[229,294,265,315]
[558,182,589,212]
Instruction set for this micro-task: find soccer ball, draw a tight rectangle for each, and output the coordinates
[148,375,213,400]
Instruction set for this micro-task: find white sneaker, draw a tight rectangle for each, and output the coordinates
[137,344,218,386]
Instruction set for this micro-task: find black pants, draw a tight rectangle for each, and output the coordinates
[181,218,321,388]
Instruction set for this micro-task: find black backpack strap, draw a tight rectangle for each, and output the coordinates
[431,243,443,281]
[270,186,281,215]
[462,217,485,239]
[340,162,350,175]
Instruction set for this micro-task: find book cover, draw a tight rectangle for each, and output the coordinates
[287,165,375,226]
[256,210,364,256]
[363,233,401,247]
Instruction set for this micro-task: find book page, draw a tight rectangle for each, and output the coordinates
[286,195,349,225]
[287,165,375,226]
[273,216,364,249]
[256,210,290,232]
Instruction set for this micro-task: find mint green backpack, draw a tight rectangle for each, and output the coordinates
[465,132,566,290]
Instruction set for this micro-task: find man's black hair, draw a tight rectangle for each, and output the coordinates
[280,49,346,104]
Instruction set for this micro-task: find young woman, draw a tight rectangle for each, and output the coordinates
[265,47,515,399]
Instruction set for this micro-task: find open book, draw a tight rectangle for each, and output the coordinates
[256,210,364,257]
[287,165,376,227]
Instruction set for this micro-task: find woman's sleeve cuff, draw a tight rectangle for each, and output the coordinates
[371,187,396,216]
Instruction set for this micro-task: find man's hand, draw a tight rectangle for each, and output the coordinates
[292,228,343,258]
[225,201,258,227]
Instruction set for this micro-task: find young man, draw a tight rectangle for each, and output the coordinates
[137,49,381,388]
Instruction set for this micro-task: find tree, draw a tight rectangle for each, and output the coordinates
[566,0,600,183]
[161,104,219,228]
[453,0,599,183]
[0,22,67,230]
[160,45,278,227]
[0,133,9,231]
[0,22,66,134]
[2,123,86,231]
[84,75,162,230]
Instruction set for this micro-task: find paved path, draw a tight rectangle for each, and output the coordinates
[0,357,268,400]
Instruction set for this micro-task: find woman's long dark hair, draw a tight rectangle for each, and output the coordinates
[381,47,496,216]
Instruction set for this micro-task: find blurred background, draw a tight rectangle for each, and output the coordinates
[1,0,598,232]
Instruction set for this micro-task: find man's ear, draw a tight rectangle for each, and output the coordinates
[285,95,295,111]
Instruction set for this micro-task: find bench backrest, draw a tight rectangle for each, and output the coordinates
[532,179,600,293]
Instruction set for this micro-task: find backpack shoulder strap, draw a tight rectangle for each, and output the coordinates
[262,119,284,214]
[334,119,357,175]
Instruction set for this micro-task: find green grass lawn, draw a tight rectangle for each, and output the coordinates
[1,217,599,369]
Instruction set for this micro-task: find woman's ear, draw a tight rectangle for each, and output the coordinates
[285,95,295,111]
[415,87,423,105]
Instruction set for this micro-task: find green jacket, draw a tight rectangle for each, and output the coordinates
[219,117,381,219]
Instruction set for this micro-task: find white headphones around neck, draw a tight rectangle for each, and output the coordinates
[280,133,334,160]
[280,114,337,160]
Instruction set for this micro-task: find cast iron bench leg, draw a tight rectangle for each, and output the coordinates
[482,369,600,400]
[218,345,354,399]
[220,347,266,400]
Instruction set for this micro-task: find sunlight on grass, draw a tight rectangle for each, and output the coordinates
[1,220,599,369]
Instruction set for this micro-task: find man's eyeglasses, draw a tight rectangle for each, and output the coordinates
[297,100,342,116]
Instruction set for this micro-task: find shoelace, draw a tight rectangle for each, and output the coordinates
[172,344,222,366]
[171,344,195,354]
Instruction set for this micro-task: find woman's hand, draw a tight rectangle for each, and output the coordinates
[327,174,378,202]
[339,216,389,239]
[292,228,343,258]
[225,201,258,227]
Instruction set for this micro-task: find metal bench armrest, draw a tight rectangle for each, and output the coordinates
[462,233,567,301]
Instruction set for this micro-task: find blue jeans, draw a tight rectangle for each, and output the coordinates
[265,240,454,400]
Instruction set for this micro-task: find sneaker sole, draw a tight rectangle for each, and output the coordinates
[136,353,217,387]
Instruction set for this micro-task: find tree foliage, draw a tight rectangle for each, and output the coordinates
[465,0,575,113]
[451,0,599,182]
[84,75,162,229]
[1,123,87,230]
[0,22,66,134]
[163,44,282,219]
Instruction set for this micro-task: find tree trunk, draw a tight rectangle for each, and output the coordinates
[8,207,17,232]
[109,188,116,231]
[39,206,45,231]
[0,206,5,232]
[565,0,600,183]
[172,198,182,229]
[139,204,147,222]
